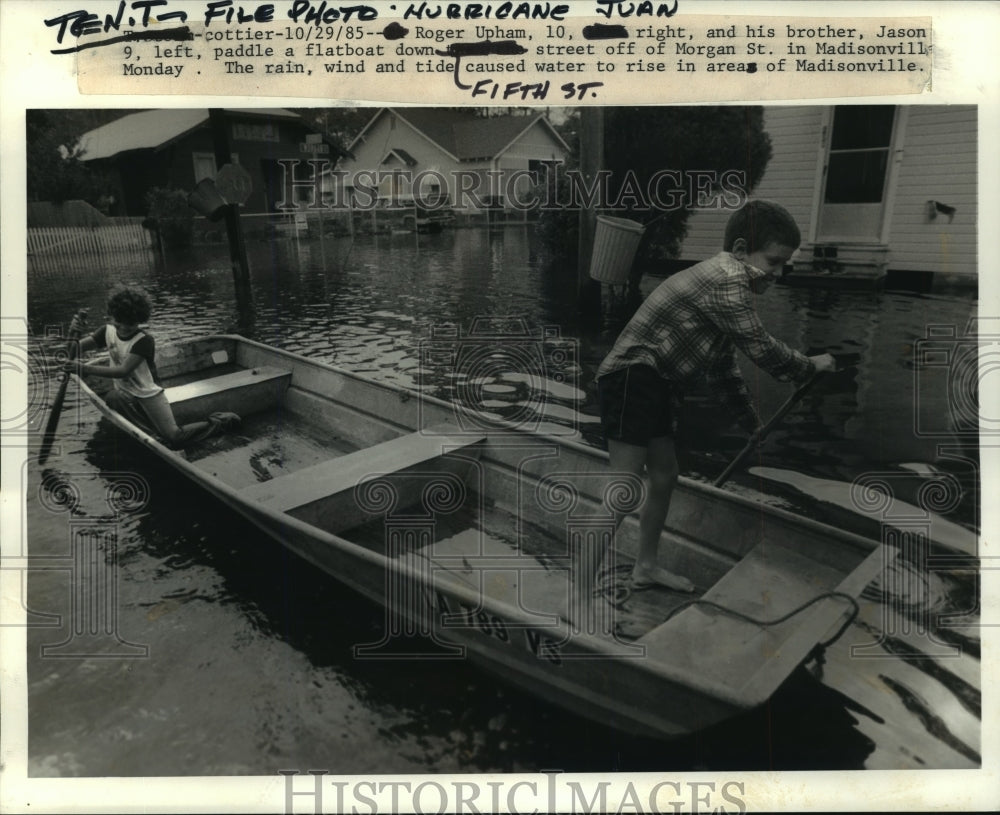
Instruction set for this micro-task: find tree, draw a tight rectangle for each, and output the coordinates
[605,106,772,262]
[290,107,376,159]
[535,106,773,270]
[26,109,131,205]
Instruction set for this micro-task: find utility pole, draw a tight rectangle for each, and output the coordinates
[208,108,254,332]
[577,106,603,325]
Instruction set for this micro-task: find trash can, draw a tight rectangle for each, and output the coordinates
[187,179,228,222]
[589,215,645,285]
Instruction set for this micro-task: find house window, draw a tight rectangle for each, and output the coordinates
[232,122,279,142]
[192,152,217,183]
[193,153,239,183]
[823,106,896,204]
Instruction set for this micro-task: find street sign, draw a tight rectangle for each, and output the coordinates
[299,142,330,154]
[215,163,252,205]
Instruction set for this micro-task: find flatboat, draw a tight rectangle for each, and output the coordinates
[73,335,893,739]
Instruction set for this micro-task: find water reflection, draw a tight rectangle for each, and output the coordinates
[26,228,980,774]
[28,231,977,498]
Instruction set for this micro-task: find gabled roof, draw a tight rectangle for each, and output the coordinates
[347,108,570,163]
[382,148,418,166]
[77,108,302,161]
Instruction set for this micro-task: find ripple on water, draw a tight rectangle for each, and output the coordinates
[24,232,980,774]
[481,384,517,395]
[500,371,586,402]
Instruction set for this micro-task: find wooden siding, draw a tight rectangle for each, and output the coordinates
[677,106,825,263]
[340,112,471,202]
[496,121,567,204]
[95,115,314,216]
[339,113,566,209]
[676,106,978,278]
[178,118,310,214]
[884,105,977,275]
[499,121,566,160]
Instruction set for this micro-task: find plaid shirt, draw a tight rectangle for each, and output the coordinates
[596,252,815,430]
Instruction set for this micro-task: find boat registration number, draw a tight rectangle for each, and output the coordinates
[434,592,563,665]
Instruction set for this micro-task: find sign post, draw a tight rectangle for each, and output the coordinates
[208,108,254,332]
[577,107,604,326]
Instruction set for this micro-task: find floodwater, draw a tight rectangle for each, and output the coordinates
[23,226,981,775]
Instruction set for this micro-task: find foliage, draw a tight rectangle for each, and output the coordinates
[26,109,136,206]
[535,107,773,269]
[607,106,772,262]
[26,111,106,205]
[551,108,581,153]
[290,108,376,159]
[145,187,193,249]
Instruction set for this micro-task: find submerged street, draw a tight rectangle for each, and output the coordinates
[24,226,980,774]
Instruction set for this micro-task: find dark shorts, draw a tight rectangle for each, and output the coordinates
[597,365,676,446]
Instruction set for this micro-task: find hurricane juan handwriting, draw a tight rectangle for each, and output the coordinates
[45,1,682,51]
[43,1,926,97]
[45,0,649,97]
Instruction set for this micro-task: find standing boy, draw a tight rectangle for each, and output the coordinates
[596,201,836,592]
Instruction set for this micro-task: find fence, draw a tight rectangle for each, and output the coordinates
[27,219,153,257]
[27,219,156,276]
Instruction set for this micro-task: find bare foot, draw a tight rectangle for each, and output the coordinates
[631,565,695,593]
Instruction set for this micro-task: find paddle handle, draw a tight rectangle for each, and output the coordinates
[713,372,822,488]
[37,309,88,465]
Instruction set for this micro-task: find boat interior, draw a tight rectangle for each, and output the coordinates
[90,337,881,664]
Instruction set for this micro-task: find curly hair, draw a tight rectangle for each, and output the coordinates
[106,285,152,325]
[723,200,801,254]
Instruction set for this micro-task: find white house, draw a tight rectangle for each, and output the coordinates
[332,108,569,213]
[677,105,977,287]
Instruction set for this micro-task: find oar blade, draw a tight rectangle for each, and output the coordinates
[37,310,87,465]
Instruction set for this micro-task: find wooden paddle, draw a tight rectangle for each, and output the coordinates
[37,309,88,465]
[713,371,822,488]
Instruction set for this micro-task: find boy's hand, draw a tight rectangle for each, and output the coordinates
[810,353,837,373]
[62,360,82,375]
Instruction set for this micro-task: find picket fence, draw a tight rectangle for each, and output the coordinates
[27,219,153,257]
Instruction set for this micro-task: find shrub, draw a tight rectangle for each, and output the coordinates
[145,187,193,249]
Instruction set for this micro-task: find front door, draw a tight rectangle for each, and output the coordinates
[817,105,898,242]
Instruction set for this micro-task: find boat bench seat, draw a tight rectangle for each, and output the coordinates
[637,540,887,706]
[165,365,291,424]
[240,424,484,533]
